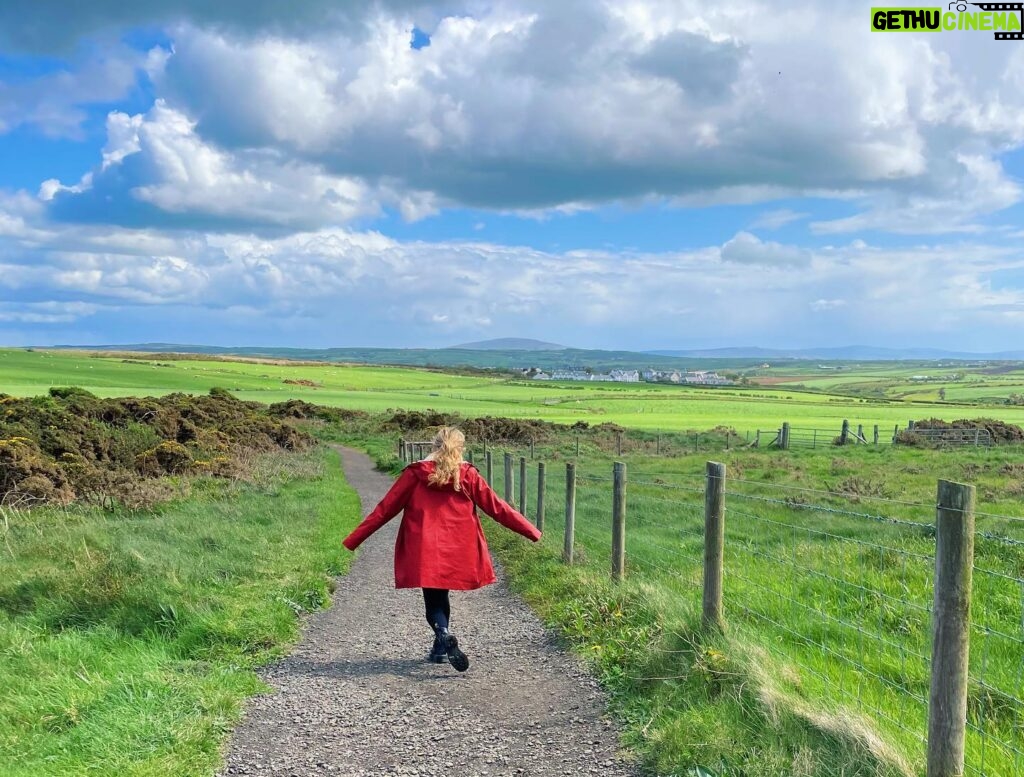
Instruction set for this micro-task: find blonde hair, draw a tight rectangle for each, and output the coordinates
[427,427,465,490]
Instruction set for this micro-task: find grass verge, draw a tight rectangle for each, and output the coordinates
[488,526,917,777]
[0,444,360,776]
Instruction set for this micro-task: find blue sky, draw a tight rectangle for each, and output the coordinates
[1,1,1023,352]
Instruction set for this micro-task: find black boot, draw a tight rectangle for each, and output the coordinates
[428,633,447,663]
[436,626,469,672]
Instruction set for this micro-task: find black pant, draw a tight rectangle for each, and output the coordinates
[422,588,450,631]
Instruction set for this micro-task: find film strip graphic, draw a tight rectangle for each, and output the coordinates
[968,2,1024,39]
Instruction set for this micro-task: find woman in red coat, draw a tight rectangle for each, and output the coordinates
[342,427,541,671]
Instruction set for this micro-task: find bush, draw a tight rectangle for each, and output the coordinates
[135,441,194,476]
[902,418,1024,445]
[1,388,317,508]
[0,437,74,506]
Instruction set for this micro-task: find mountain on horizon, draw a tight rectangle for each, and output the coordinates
[448,338,566,351]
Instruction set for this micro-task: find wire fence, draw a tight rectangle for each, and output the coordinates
[459,448,1023,777]
[968,531,1024,776]
[785,423,896,448]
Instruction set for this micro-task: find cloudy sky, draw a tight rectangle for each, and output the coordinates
[1,0,1023,351]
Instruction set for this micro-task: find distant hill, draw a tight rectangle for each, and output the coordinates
[648,346,1024,360]
[39,342,1024,372]
[449,338,565,351]
[41,343,749,371]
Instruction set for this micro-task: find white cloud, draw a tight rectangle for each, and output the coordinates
[15,1,1018,236]
[750,209,809,230]
[6,189,1024,348]
[46,101,382,229]
[0,45,146,139]
[810,299,847,312]
[720,232,811,267]
[0,301,101,324]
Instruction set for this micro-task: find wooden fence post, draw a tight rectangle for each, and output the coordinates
[612,462,626,582]
[657,433,661,455]
[893,424,900,443]
[781,422,791,450]
[530,437,535,459]
[616,432,622,457]
[857,424,865,444]
[755,430,761,448]
[536,463,545,531]
[564,463,576,564]
[485,450,493,484]
[519,457,527,518]
[703,461,726,631]
[812,429,818,449]
[874,425,880,445]
[398,438,405,462]
[576,435,580,457]
[504,453,514,506]
[841,419,850,445]
[927,480,975,777]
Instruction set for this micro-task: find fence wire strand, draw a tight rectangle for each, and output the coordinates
[491,450,1023,775]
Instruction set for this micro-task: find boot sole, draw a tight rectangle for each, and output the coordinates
[445,635,469,672]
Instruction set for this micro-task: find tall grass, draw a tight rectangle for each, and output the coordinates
[0,445,360,776]
[483,442,1023,777]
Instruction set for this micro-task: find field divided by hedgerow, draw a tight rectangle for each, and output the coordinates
[6,348,1024,434]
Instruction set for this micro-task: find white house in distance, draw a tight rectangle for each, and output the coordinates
[609,370,640,382]
[530,368,730,385]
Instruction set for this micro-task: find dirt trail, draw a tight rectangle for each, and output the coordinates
[218,445,642,777]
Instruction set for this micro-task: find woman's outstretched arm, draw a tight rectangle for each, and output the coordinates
[342,467,418,550]
[463,466,541,542]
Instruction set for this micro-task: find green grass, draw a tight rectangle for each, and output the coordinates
[471,440,1023,777]
[6,348,1024,434]
[0,445,361,776]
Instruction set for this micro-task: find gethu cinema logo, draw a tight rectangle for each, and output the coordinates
[871,2,1023,39]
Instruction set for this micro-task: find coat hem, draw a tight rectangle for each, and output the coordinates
[395,578,498,591]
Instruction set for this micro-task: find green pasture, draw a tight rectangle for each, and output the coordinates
[0,446,361,776]
[463,441,1024,777]
[759,362,1024,404]
[6,348,1024,434]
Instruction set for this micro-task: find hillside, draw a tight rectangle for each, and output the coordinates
[449,338,565,350]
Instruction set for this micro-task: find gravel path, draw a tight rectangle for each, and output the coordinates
[218,446,644,777]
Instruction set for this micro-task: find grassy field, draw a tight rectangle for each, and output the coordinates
[6,348,1024,435]
[0,446,361,776]
[339,422,1024,777]
[493,447,1023,777]
[750,361,1024,405]
[5,346,1024,776]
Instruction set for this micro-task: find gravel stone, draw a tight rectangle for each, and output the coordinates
[217,446,643,777]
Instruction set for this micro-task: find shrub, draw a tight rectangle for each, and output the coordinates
[1,388,316,508]
[0,437,74,506]
[135,441,194,476]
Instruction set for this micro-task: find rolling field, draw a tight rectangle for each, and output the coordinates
[5,348,1024,434]
[751,362,1024,404]
[447,442,1024,777]
[4,344,1024,775]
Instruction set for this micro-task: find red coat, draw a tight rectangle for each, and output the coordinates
[342,461,541,590]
